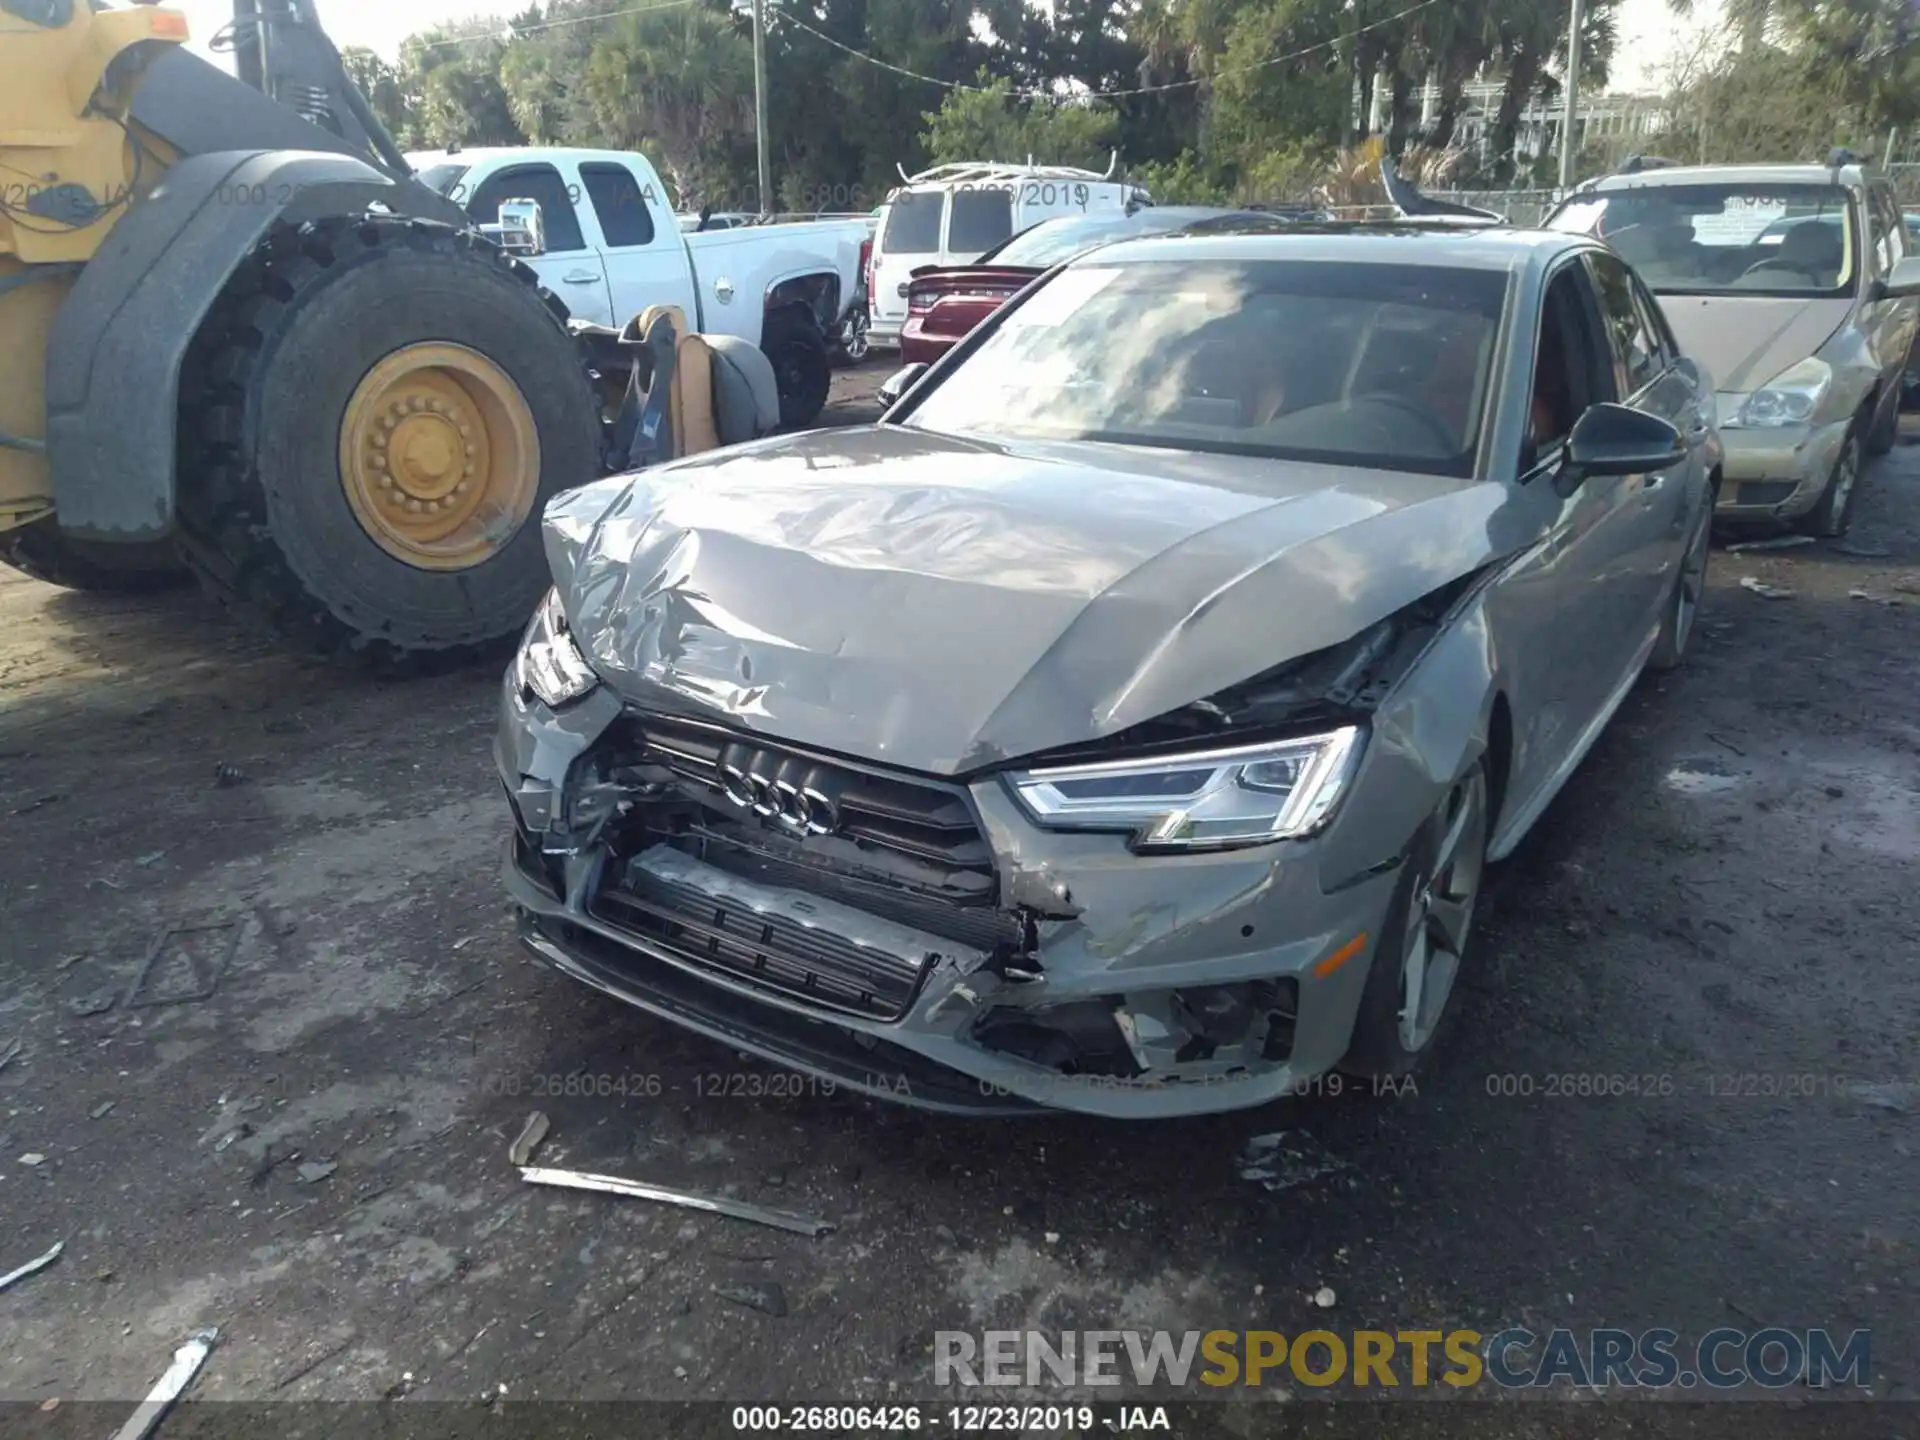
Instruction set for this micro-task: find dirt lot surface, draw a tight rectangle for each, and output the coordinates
[1,359,1916,1431]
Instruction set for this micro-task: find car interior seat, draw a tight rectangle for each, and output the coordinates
[1736,220,1844,288]
[573,308,783,470]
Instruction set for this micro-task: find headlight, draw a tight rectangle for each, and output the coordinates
[1735,358,1832,427]
[515,589,598,708]
[1005,727,1363,852]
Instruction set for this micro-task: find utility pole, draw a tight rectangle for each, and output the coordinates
[752,0,771,216]
[1558,0,1585,193]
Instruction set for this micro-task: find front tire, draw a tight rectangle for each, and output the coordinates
[1801,422,1864,538]
[175,216,601,667]
[1340,759,1491,1081]
[1647,486,1713,672]
[0,517,188,594]
[1867,383,1900,456]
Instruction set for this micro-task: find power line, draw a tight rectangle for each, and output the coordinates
[772,0,1450,101]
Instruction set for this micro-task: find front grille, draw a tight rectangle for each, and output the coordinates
[589,845,977,1020]
[631,713,994,881]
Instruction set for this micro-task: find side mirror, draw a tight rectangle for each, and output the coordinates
[1881,255,1920,299]
[1558,403,1686,493]
[878,362,928,409]
[493,198,547,257]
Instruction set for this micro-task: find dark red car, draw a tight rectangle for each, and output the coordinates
[898,206,1306,364]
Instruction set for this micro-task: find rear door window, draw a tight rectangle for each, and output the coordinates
[467,164,586,253]
[579,162,656,248]
[880,191,945,254]
[947,187,1015,254]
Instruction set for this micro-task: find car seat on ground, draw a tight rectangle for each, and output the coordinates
[572,307,782,470]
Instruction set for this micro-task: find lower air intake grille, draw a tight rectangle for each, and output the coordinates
[589,844,981,1021]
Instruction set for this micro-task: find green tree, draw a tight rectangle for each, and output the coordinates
[920,71,1120,168]
[582,0,755,208]
[340,45,417,144]
[401,23,527,149]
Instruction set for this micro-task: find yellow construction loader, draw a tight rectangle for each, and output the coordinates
[0,0,619,662]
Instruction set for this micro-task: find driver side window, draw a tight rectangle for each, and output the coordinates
[1524,266,1608,473]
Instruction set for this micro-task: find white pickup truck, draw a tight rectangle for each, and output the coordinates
[406,146,871,426]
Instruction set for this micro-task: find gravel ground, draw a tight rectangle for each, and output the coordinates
[0,361,1915,1433]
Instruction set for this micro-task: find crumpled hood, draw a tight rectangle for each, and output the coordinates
[543,425,1508,775]
[1655,294,1850,394]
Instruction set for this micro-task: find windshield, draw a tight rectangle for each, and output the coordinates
[1550,183,1856,296]
[981,213,1164,268]
[415,163,469,198]
[902,259,1507,478]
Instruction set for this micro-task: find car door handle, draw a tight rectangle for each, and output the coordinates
[562,270,600,285]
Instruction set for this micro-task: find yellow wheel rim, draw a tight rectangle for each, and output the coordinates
[338,343,540,571]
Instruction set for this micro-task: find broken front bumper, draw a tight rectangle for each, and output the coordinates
[1713,406,1850,520]
[495,677,1406,1120]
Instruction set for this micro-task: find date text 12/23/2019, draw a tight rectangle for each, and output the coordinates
[730,1405,1172,1433]
[477,1071,842,1100]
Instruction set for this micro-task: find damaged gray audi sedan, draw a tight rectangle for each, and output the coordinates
[497,226,1721,1117]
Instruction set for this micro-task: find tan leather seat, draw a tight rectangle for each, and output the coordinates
[624,305,719,457]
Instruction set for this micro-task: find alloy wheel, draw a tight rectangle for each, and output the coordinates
[842,309,870,363]
[1397,768,1489,1052]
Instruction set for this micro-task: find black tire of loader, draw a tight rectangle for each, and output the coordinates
[0,517,189,594]
[174,215,601,668]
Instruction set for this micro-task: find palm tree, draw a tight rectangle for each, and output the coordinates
[582,2,754,208]
[1667,0,1775,52]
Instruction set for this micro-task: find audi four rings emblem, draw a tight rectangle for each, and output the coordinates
[720,762,839,835]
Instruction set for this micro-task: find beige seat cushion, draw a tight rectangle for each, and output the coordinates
[620,305,721,458]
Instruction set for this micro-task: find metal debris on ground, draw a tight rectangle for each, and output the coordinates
[507,1112,550,1168]
[1738,577,1796,600]
[295,1161,338,1185]
[18,1153,46,1167]
[0,1239,63,1294]
[90,1101,115,1120]
[1725,536,1815,554]
[1853,1081,1914,1113]
[0,1038,19,1073]
[56,951,86,970]
[69,989,117,1017]
[714,1281,788,1317]
[1236,1131,1348,1193]
[519,1166,835,1237]
[213,1124,251,1153]
[126,921,243,1009]
[212,762,246,788]
[111,1328,218,1440]
[1848,588,1904,606]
